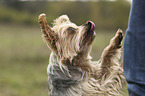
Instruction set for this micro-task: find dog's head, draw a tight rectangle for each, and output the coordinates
[40,14,96,60]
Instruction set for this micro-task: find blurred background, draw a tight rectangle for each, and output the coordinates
[0,0,130,96]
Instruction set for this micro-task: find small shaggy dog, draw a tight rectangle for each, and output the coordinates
[38,14,126,96]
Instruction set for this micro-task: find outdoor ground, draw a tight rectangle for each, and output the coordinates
[0,24,128,96]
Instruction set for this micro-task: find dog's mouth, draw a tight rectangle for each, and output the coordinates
[86,21,95,34]
[85,21,96,38]
[81,21,96,45]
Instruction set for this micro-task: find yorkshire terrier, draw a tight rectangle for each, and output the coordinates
[38,13,126,96]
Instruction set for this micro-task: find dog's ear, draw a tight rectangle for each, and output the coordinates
[53,15,70,26]
[38,13,58,52]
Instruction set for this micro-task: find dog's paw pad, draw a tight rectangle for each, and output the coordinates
[117,29,123,45]
[110,29,123,48]
[114,29,123,48]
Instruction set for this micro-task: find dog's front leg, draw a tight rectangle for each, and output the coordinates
[100,29,123,75]
[38,14,58,52]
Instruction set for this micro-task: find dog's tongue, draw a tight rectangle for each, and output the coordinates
[86,21,95,32]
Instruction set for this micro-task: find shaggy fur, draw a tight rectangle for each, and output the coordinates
[38,13,126,96]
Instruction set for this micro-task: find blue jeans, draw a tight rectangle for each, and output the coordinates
[123,0,145,96]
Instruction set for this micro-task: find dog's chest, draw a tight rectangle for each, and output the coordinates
[47,55,84,95]
[47,63,83,87]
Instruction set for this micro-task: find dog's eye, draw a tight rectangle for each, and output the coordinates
[68,27,75,31]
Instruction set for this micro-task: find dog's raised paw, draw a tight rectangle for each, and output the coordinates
[117,29,123,45]
[38,13,46,23]
[110,29,123,48]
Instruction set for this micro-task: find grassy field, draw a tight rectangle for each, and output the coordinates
[0,24,128,96]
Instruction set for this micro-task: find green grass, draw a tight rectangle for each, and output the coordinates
[0,24,49,96]
[0,24,128,96]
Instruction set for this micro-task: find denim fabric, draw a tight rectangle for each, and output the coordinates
[123,0,145,96]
